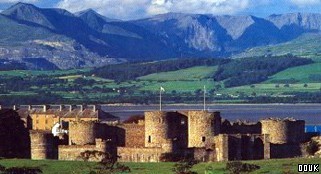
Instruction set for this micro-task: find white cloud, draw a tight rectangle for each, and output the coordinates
[57,0,151,20]
[147,0,251,16]
[290,0,321,6]
[0,0,38,2]
[57,0,264,20]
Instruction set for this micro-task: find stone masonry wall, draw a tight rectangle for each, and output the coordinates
[59,139,111,161]
[30,130,57,160]
[117,147,163,162]
[145,111,169,148]
[261,119,305,144]
[119,123,145,148]
[188,111,221,148]
[59,145,97,161]
[214,134,229,162]
[69,121,98,145]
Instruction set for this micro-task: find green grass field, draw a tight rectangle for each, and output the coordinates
[222,83,321,95]
[0,158,320,174]
[266,63,321,83]
[0,69,91,77]
[139,80,216,92]
[2,58,321,103]
[138,66,217,81]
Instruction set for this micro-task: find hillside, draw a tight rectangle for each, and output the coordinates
[1,56,321,105]
[235,33,321,59]
[266,63,321,83]
[2,4,321,69]
[138,66,218,81]
[0,3,174,69]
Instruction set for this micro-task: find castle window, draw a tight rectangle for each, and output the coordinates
[148,136,151,143]
[181,120,185,125]
[202,136,206,142]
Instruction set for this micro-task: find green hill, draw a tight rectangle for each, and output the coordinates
[138,66,217,81]
[266,63,321,83]
[1,56,321,104]
[235,33,321,59]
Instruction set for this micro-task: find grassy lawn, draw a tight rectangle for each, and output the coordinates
[138,66,217,81]
[0,158,320,174]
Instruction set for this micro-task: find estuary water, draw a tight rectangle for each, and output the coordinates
[102,104,321,125]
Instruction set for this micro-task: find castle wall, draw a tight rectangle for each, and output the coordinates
[232,123,261,134]
[270,144,303,158]
[61,117,98,124]
[95,124,125,146]
[214,134,269,161]
[119,123,145,148]
[221,120,261,134]
[59,139,112,161]
[167,112,188,148]
[144,111,169,148]
[31,114,58,131]
[69,121,98,145]
[25,108,308,163]
[188,111,221,148]
[261,119,305,144]
[214,134,229,161]
[117,147,163,162]
[59,145,97,161]
[192,148,216,162]
[30,130,57,160]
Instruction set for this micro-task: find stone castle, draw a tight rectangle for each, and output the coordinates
[0,105,312,162]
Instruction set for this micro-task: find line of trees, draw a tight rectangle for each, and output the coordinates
[90,58,229,81]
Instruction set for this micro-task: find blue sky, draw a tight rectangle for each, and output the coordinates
[1,0,321,20]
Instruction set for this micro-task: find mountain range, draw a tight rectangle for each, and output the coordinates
[1,2,321,69]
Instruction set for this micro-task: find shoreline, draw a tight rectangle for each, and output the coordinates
[102,103,321,106]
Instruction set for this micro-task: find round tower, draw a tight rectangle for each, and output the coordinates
[69,121,98,145]
[144,111,169,148]
[188,111,221,148]
[261,118,305,144]
[30,130,55,160]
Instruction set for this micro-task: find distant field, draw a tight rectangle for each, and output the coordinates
[235,33,321,59]
[0,158,320,174]
[138,66,217,81]
[215,62,321,96]
[0,69,91,77]
[266,63,321,83]
[1,56,321,104]
[223,83,321,95]
[139,79,215,92]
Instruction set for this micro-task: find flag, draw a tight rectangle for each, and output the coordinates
[160,86,165,92]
